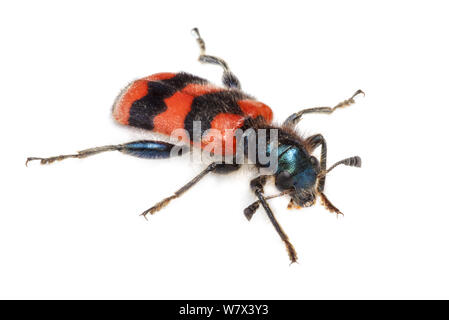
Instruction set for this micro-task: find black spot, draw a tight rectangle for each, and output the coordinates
[162,72,208,88]
[184,91,250,141]
[128,81,175,130]
[128,73,210,130]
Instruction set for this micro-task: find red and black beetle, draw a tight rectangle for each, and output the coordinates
[27,28,363,263]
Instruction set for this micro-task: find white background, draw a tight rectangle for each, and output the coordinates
[1,0,448,299]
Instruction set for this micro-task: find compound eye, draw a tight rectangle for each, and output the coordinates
[275,171,293,190]
[310,156,319,168]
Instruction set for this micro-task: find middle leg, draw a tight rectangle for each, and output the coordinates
[283,90,364,126]
[141,162,240,218]
[191,28,242,89]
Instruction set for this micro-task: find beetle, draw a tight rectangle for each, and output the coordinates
[27,28,363,263]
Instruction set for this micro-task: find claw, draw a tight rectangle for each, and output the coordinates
[25,157,47,166]
[284,240,298,264]
[140,209,151,221]
[140,195,177,220]
[140,205,158,220]
[191,27,200,39]
[25,154,77,166]
[25,157,36,167]
[352,89,365,99]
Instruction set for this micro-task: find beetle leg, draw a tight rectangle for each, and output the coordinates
[243,190,291,221]
[26,140,182,166]
[283,90,364,126]
[319,192,344,217]
[191,28,241,89]
[250,175,298,264]
[141,162,222,218]
[305,134,328,192]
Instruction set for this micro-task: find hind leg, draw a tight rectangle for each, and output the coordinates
[191,28,241,89]
[26,140,184,166]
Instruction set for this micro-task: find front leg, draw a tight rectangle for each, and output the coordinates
[243,190,291,221]
[305,134,327,192]
[250,176,298,264]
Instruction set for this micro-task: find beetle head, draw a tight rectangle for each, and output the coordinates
[274,145,320,207]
